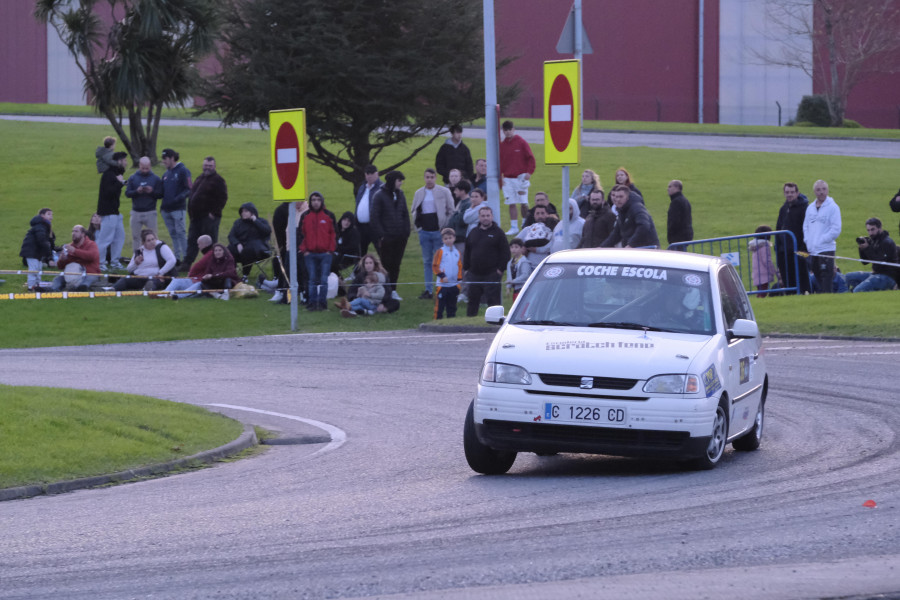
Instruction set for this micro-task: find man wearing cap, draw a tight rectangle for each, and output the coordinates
[160,148,192,267]
[51,225,100,291]
[185,156,227,267]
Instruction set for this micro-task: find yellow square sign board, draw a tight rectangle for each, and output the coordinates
[543,60,580,165]
[269,109,308,201]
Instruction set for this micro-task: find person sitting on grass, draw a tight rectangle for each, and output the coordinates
[341,271,385,317]
[200,243,239,300]
[114,229,176,292]
[166,234,213,299]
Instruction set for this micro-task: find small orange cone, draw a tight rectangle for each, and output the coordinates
[863,500,877,508]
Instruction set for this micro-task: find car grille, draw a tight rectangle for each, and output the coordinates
[538,373,638,390]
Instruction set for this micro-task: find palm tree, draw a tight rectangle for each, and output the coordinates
[35,0,221,164]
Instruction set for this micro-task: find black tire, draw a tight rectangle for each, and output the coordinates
[691,400,729,470]
[464,401,516,475]
[732,401,764,451]
[734,377,767,452]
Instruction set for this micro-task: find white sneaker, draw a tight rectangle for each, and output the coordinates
[505,225,519,235]
[269,290,284,302]
[220,290,230,301]
[391,290,402,301]
[458,293,468,303]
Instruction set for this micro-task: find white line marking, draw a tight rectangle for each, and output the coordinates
[276,148,298,164]
[550,104,572,122]
[208,403,347,458]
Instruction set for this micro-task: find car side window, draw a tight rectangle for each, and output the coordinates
[717,266,748,329]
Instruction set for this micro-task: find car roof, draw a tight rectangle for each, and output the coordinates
[545,248,725,272]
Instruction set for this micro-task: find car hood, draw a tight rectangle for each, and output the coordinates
[491,325,717,379]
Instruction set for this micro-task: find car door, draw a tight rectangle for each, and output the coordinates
[717,265,762,436]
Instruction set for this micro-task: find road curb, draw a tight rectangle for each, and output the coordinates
[0,424,258,502]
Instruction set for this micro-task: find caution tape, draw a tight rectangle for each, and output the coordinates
[0,288,232,301]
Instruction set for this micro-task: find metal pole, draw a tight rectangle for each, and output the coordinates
[483,0,502,227]
[561,165,570,248]
[564,0,583,248]
[698,0,704,123]
[288,202,298,330]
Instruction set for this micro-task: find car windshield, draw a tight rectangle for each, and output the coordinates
[508,262,715,335]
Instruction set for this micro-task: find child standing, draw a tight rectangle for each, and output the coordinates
[431,228,463,319]
[506,238,533,300]
[748,225,778,297]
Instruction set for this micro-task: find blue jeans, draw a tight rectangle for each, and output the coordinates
[418,229,442,292]
[350,297,376,313]
[97,214,126,265]
[846,272,896,292]
[304,252,332,307]
[162,209,187,261]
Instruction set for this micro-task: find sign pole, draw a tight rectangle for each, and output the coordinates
[269,108,308,332]
[561,166,570,247]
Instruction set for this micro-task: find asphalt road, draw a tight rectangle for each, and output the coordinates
[1,332,898,599]
[4,114,899,158]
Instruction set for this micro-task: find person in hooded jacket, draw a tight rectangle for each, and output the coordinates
[19,208,56,290]
[333,210,361,275]
[370,171,410,300]
[299,192,336,310]
[227,201,272,277]
[579,188,616,248]
[96,151,128,270]
[200,243,239,299]
[601,184,660,249]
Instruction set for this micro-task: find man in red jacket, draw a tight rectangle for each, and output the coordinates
[51,225,100,291]
[299,192,337,311]
[499,120,536,236]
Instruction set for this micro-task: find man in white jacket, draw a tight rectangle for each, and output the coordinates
[803,180,842,293]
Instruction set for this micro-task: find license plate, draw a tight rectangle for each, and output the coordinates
[543,403,627,425]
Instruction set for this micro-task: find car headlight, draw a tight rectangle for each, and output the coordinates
[643,374,700,394]
[481,362,532,385]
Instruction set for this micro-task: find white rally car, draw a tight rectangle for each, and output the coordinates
[464,248,768,473]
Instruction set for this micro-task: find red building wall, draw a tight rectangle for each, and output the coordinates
[0,0,48,103]
[495,0,720,123]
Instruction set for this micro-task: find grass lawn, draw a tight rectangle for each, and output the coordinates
[2,116,900,345]
[0,384,243,489]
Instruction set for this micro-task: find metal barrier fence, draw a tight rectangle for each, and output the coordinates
[668,230,801,296]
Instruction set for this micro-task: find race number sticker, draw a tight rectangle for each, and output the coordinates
[739,357,751,384]
[702,364,722,397]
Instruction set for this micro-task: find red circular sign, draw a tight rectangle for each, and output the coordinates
[275,122,300,189]
[548,74,574,153]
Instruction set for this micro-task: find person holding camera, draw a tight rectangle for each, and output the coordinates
[845,217,899,293]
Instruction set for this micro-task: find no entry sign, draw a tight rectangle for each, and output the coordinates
[269,109,308,201]
[543,60,580,165]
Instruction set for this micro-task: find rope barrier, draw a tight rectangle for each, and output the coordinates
[797,251,900,269]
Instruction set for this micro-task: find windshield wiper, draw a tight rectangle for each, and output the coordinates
[588,321,663,332]
[511,319,578,326]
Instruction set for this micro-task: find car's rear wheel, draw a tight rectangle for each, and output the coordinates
[733,400,764,451]
[691,400,728,470]
[464,401,516,474]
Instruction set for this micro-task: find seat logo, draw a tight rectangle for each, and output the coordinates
[580,377,593,389]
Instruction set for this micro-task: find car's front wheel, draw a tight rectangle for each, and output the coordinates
[464,401,516,475]
[691,400,728,470]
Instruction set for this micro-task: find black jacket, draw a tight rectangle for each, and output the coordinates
[667,191,693,245]
[97,164,125,216]
[464,223,511,277]
[370,187,410,242]
[579,204,616,248]
[860,229,899,282]
[775,194,809,254]
[227,202,272,252]
[19,214,55,262]
[188,172,228,220]
[435,140,474,184]
[601,198,660,248]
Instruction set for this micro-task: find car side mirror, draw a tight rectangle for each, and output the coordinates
[485,305,505,325]
[727,318,759,340]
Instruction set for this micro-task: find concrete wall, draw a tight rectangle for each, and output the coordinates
[718,0,812,126]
